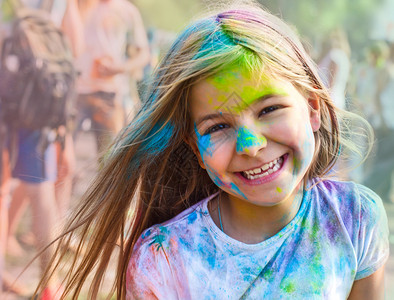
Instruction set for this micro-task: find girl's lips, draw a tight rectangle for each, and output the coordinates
[234,154,288,186]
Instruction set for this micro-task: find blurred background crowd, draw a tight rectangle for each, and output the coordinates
[0,0,393,298]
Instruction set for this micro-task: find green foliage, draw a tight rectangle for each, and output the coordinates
[133,0,203,32]
[259,0,384,57]
[132,0,385,58]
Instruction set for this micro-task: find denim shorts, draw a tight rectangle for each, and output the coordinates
[12,129,57,183]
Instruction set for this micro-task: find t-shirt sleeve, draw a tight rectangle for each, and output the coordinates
[354,184,389,280]
[126,228,178,300]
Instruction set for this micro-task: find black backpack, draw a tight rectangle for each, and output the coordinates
[0,3,75,168]
[0,8,75,130]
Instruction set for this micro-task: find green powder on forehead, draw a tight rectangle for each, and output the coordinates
[206,62,287,113]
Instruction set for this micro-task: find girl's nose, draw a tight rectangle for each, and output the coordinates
[236,126,267,156]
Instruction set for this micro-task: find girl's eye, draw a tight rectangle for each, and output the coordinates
[258,105,282,117]
[204,123,229,135]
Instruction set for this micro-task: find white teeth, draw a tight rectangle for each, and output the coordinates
[242,155,285,180]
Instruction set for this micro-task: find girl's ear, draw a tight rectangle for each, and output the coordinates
[308,93,321,132]
[184,136,206,169]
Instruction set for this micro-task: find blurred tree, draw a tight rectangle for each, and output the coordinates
[133,0,203,32]
[131,0,385,59]
[259,0,385,59]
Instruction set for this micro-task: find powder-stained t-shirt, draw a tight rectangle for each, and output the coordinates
[126,180,389,299]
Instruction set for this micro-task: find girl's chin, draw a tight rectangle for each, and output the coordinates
[226,191,287,207]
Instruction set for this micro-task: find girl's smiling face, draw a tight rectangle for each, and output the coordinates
[189,66,321,207]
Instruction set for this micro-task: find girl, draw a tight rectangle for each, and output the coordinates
[36,1,389,299]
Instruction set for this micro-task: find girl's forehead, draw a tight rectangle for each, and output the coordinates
[190,65,290,113]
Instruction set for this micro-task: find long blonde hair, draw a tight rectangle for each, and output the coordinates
[36,1,372,298]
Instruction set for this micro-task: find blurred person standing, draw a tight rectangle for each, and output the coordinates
[1,0,82,297]
[373,41,394,203]
[355,41,394,203]
[318,28,352,180]
[318,28,351,111]
[0,3,10,296]
[353,42,390,129]
[6,0,82,242]
[73,0,150,154]
[0,131,10,296]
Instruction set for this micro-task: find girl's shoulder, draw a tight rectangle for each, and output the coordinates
[312,178,385,211]
[131,192,218,253]
[311,178,388,243]
[126,194,217,297]
[311,179,389,280]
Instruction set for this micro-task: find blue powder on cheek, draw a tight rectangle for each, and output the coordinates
[236,126,266,153]
[292,136,313,177]
[194,126,248,200]
[194,123,214,157]
[228,182,247,199]
[206,166,248,200]
[206,167,228,188]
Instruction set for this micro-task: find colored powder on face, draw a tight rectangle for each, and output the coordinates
[236,126,266,153]
[205,165,247,200]
[292,156,301,175]
[276,187,282,193]
[206,167,229,188]
[232,86,287,114]
[228,182,248,199]
[194,123,214,157]
[206,64,288,114]
[194,123,252,201]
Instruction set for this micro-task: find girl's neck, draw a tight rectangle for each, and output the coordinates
[211,187,304,244]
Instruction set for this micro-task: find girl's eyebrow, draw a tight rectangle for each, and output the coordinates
[228,93,281,113]
[196,92,286,126]
[196,112,231,127]
[246,93,276,106]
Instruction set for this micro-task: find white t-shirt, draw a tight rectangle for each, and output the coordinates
[127,179,389,299]
[75,0,137,95]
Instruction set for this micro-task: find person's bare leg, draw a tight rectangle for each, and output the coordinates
[1,153,27,296]
[6,181,29,256]
[25,181,58,280]
[0,187,8,294]
[55,134,75,221]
